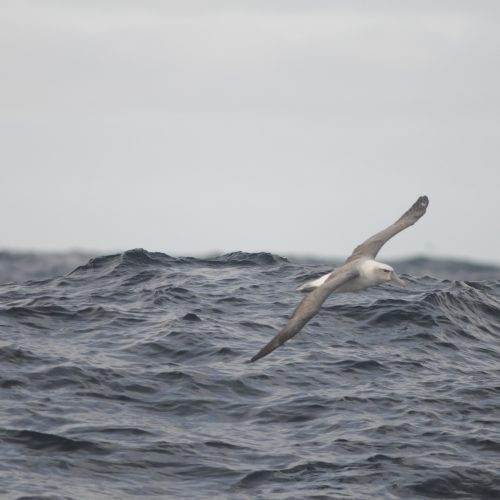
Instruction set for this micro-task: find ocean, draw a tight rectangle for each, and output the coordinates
[1,249,500,499]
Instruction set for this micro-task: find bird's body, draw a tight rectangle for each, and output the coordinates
[298,259,404,294]
[250,196,429,362]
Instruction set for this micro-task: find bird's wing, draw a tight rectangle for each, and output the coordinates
[345,195,429,263]
[249,266,359,362]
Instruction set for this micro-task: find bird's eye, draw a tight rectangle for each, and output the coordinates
[383,269,390,273]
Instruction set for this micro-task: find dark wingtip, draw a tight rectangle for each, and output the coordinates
[249,343,276,363]
[419,195,429,207]
[406,195,429,219]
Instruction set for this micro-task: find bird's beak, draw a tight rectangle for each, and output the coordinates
[390,271,408,288]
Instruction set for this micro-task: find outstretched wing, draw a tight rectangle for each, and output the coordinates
[249,266,359,362]
[345,195,429,263]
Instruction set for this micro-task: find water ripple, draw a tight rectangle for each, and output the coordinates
[1,249,499,499]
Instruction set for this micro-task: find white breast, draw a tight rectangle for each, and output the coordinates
[335,260,381,293]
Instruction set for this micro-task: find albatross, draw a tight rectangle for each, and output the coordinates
[250,195,429,362]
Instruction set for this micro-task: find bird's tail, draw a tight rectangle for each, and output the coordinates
[296,272,332,293]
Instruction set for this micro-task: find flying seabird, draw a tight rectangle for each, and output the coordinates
[250,195,429,362]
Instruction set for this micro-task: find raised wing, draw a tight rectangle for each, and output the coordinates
[249,266,359,362]
[345,195,429,263]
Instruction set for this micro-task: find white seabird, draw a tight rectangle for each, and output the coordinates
[250,195,429,362]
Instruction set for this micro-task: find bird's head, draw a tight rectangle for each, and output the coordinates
[375,263,408,288]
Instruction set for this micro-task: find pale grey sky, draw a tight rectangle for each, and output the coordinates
[1,1,499,263]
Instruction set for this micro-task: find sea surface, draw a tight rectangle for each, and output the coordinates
[1,249,500,499]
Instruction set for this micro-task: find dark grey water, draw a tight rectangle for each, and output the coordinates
[1,249,500,499]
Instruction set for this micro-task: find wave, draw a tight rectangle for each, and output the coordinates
[1,249,500,499]
[1,428,109,454]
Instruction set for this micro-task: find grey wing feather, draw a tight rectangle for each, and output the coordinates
[345,195,429,263]
[249,267,359,362]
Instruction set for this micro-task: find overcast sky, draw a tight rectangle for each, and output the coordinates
[1,1,499,263]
